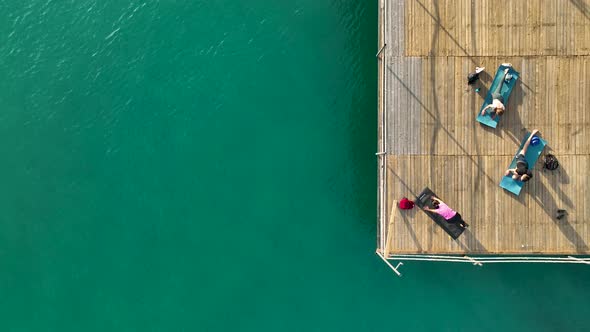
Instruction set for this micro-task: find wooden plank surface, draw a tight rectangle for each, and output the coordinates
[404,0,590,57]
[385,0,405,56]
[387,155,589,254]
[409,56,590,158]
[380,0,590,254]
[386,57,423,154]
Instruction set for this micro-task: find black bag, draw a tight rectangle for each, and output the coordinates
[544,154,559,171]
[467,72,480,85]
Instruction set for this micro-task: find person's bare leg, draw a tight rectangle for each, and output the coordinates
[519,129,540,156]
[492,69,509,97]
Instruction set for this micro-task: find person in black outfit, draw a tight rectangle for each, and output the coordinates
[505,129,540,182]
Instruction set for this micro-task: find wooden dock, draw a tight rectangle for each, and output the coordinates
[377,0,590,255]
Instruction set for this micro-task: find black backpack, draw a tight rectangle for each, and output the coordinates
[544,154,559,171]
[467,72,480,85]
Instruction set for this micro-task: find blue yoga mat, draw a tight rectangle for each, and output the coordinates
[476,65,520,128]
[499,132,546,196]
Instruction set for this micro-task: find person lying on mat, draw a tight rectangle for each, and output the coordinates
[480,64,512,119]
[505,129,540,182]
[422,197,468,228]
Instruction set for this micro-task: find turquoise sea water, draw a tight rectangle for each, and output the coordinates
[0,1,589,331]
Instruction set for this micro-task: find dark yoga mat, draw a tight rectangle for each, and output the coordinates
[415,187,467,240]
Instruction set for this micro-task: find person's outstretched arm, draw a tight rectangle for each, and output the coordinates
[519,129,540,156]
[480,104,493,116]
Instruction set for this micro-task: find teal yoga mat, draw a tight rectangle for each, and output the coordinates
[500,132,546,196]
[476,65,520,128]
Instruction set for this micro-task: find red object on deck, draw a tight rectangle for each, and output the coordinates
[399,198,415,210]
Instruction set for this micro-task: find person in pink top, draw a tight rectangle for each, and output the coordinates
[423,197,467,228]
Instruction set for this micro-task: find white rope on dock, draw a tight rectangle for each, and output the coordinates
[376,251,402,276]
[387,257,590,264]
[389,254,590,261]
[376,0,388,254]
[567,256,590,265]
[385,254,590,265]
[464,255,483,266]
